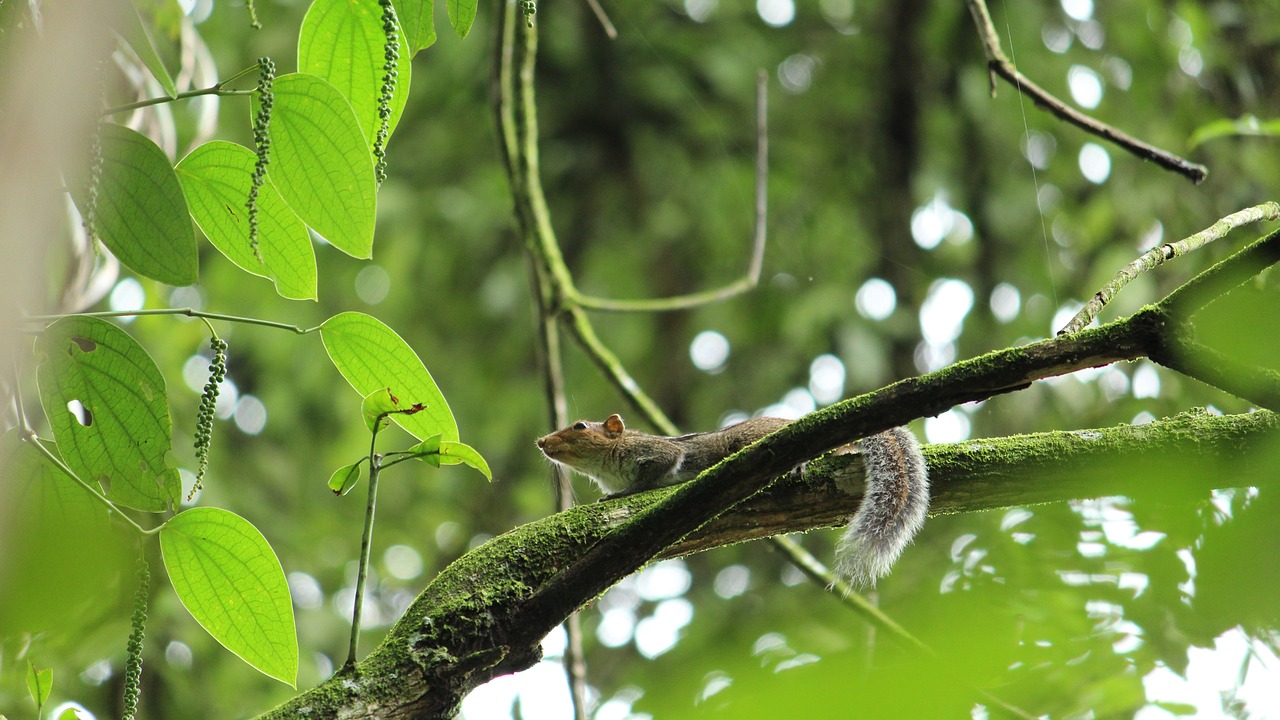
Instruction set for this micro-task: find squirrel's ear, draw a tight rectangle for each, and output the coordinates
[604,414,625,434]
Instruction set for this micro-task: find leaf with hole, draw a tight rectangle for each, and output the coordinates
[160,508,298,686]
[35,317,180,512]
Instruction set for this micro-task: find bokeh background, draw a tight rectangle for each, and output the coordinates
[3,0,1280,717]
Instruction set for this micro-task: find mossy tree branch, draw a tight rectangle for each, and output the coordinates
[255,408,1280,719]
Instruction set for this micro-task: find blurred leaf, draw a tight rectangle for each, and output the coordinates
[160,507,298,687]
[299,0,412,150]
[320,312,459,442]
[35,316,180,512]
[81,123,198,286]
[361,386,400,432]
[393,0,436,55]
[1153,702,1199,716]
[446,0,475,38]
[0,433,131,637]
[1188,115,1280,149]
[262,73,377,258]
[56,710,86,720]
[176,140,317,301]
[328,461,364,495]
[26,661,52,709]
[109,0,176,97]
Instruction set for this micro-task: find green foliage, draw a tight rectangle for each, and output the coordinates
[321,312,459,442]
[176,141,318,300]
[360,386,404,431]
[258,73,378,258]
[393,0,436,55]
[7,0,1280,716]
[77,123,197,286]
[409,435,493,480]
[298,0,410,158]
[1189,115,1280,149]
[328,460,365,495]
[446,0,476,39]
[25,662,51,711]
[159,508,298,687]
[0,434,131,638]
[35,317,180,512]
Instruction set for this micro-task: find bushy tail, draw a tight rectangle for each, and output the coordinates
[833,427,930,587]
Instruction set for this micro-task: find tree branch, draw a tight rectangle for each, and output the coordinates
[963,0,1209,184]
[255,409,1279,718]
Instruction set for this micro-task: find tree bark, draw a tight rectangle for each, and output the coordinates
[256,409,1280,719]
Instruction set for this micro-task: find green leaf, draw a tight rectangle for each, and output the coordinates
[1188,114,1280,149]
[407,434,443,466]
[0,433,131,637]
[26,662,52,709]
[57,709,86,720]
[361,386,400,432]
[109,0,176,98]
[440,440,491,480]
[393,0,436,55]
[176,140,317,301]
[160,508,298,686]
[35,317,180,512]
[328,461,365,495]
[82,123,198,285]
[407,436,489,479]
[446,0,476,38]
[299,0,412,150]
[264,73,377,259]
[320,312,458,442]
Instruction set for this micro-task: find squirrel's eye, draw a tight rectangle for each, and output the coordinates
[572,421,588,431]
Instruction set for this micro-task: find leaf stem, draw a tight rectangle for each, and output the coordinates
[345,422,385,669]
[24,308,322,335]
[25,436,156,536]
[102,64,261,116]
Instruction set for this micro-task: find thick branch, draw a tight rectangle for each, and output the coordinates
[255,410,1279,719]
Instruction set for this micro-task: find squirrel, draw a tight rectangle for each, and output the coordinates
[536,414,929,586]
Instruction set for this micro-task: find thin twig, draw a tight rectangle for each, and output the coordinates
[574,71,769,313]
[345,422,386,670]
[101,63,261,116]
[964,0,1208,184]
[24,308,322,335]
[583,0,618,40]
[25,435,154,536]
[1061,202,1280,334]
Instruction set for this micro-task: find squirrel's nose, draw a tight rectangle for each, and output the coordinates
[536,437,547,449]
